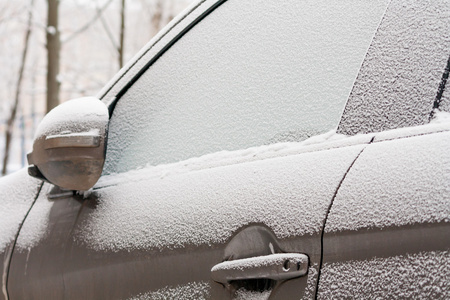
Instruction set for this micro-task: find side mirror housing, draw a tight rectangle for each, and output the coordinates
[27,97,109,191]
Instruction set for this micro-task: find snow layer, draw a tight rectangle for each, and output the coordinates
[127,281,210,300]
[431,110,450,124]
[125,266,319,300]
[441,92,450,113]
[78,144,364,251]
[97,131,367,188]
[34,97,108,140]
[302,263,318,300]
[0,169,42,253]
[211,253,307,272]
[47,26,56,35]
[234,289,270,300]
[104,0,387,173]
[373,116,450,143]
[15,184,54,250]
[318,250,450,299]
[98,0,212,100]
[325,130,450,232]
[338,0,450,135]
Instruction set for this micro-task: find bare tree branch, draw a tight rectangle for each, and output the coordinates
[97,1,119,51]
[62,0,114,44]
[2,0,34,175]
[0,5,25,25]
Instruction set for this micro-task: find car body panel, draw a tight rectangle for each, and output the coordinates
[318,124,450,298]
[6,183,78,299]
[9,138,368,299]
[0,169,42,300]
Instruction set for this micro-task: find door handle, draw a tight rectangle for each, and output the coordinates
[211,253,309,285]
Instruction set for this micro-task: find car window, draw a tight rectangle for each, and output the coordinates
[337,0,450,135]
[104,0,389,174]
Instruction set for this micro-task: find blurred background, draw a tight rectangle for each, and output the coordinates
[0,0,194,176]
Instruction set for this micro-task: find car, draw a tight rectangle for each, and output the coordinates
[1,0,449,299]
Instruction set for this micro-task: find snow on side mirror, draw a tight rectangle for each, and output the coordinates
[27,97,109,191]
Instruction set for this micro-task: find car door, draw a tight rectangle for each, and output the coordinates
[318,128,450,299]
[0,170,42,300]
[317,0,450,297]
[7,0,390,299]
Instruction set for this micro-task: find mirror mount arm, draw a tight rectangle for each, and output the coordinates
[27,164,48,182]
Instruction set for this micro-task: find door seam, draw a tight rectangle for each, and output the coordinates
[314,137,374,299]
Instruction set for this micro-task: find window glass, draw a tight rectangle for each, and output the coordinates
[105,0,388,173]
[337,0,450,135]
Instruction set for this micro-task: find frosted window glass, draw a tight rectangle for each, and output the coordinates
[105,0,388,173]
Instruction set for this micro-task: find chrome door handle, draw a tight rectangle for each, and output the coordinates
[211,253,309,284]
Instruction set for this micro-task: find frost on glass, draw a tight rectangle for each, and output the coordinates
[318,251,450,299]
[338,0,450,135]
[105,0,388,173]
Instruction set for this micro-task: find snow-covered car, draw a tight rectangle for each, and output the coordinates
[1,0,449,299]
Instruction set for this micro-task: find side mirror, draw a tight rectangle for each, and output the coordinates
[27,97,109,191]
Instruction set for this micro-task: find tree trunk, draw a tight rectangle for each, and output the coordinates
[118,0,125,69]
[152,0,162,34]
[46,0,60,112]
[2,0,34,175]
